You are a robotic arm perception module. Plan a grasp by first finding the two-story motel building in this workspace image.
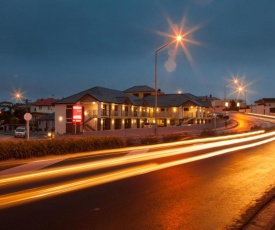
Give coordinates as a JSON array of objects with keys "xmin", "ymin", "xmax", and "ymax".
[{"xmin": 54, "ymin": 85, "xmax": 212, "ymax": 134}]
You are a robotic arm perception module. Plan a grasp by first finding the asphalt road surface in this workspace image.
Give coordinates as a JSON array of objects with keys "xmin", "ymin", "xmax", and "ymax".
[{"xmin": 1, "ymin": 133, "xmax": 275, "ymax": 230}]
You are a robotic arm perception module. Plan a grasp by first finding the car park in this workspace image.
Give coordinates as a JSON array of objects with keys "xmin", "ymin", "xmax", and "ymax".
[{"xmin": 14, "ymin": 127, "xmax": 26, "ymax": 138}]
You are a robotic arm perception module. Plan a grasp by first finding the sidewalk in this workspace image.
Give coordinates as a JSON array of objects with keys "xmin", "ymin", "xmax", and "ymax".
[{"xmin": 243, "ymin": 196, "xmax": 275, "ymax": 230}]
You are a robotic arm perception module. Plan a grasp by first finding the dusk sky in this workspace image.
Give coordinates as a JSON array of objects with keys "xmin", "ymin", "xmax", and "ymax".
[{"xmin": 1, "ymin": 0, "xmax": 275, "ymax": 104}]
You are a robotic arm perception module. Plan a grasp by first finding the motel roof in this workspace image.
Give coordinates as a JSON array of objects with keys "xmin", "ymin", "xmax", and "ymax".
[{"xmin": 54, "ymin": 86, "xmax": 211, "ymax": 108}]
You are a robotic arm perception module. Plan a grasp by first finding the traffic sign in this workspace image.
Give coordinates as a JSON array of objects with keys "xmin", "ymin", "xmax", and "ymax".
[{"xmin": 24, "ymin": 113, "xmax": 32, "ymax": 121}]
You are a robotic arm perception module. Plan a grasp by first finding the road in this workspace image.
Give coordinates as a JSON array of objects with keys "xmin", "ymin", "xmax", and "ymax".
[
  {"xmin": 227, "ymin": 112, "xmax": 275, "ymax": 133},
  {"xmin": 0, "ymin": 130, "xmax": 275, "ymax": 230}
]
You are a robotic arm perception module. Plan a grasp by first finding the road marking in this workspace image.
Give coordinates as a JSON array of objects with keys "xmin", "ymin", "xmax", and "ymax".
[{"xmin": 0, "ymin": 158, "xmax": 65, "ymax": 177}]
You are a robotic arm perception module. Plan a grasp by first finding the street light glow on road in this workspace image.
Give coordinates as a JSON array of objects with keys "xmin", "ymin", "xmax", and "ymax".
[
  {"xmin": 0, "ymin": 130, "xmax": 267, "ymax": 185},
  {"xmin": 1, "ymin": 131, "xmax": 275, "ymax": 210}
]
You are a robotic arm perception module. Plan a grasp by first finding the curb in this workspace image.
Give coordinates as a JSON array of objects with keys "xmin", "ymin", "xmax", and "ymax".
[{"xmin": 243, "ymin": 197, "xmax": 275, "ymax": 230}]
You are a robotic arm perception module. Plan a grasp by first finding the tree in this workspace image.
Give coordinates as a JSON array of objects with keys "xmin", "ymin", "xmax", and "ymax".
[{"xmin": 230, "ymin": 100, "xmax": 237, "ymax": 109}]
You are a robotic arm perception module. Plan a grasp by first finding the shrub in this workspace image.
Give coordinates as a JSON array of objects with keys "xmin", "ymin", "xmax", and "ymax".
[
  {"xmin": 0, "ymin": 136, "xmax": 126, "ymax": 160},
  {"xmin": 163, "ymin": 133, "xmax": 184, "ymax": 143},
  {"xmin": 140, "ymin": 135, "xmax": 160, "ymax": 145},
  {"xmin": 200, "ymin": 129, "xmax": 217, "ymax": 137},
  {"xmin": 125, "ymin": 136, "xmax": 139, "ymax": 146},
  {"xmin": 251, "ymin": 125, "xmax": 262, "ymax": 131},
  {"xmin": 265, "ymin": 126, "xmax": 275, "ymax": 132}
]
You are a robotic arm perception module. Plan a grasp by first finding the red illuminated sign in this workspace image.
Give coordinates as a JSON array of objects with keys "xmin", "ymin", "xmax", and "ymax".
[{"xmin": 72, "ymin": 105, "xmax": 83, "ymax": 123}]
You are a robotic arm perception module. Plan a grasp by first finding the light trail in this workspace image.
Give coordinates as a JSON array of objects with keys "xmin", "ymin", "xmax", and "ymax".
[
  {"xmin": 0, "ymin": 164, "xmax": 157, "ymax": 209},
  {"xmin": 1, "ymin": 135, "xmax": 274, "ymax": 210},
  {"xmin": 0, "ymin": 131, "xmax": 273, "ymax": 186}
]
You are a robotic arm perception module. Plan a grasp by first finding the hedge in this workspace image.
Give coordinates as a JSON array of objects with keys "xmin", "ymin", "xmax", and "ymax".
[
  {"xmin": 0, "ymin": 136, "xmax": 126, "ymax": 160},
  {"xmin": 0, "ymin": 133, "xmax": 192, "ymax": 161}
]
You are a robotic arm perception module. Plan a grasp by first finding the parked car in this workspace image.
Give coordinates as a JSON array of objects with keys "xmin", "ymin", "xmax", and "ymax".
[
  {"xmin": 143, "ymin": 122, "xmax": 155, "ymax": 128},
  {"xmin": 14, "ymin": 127, "xmax": 26, "ymax": 138}
]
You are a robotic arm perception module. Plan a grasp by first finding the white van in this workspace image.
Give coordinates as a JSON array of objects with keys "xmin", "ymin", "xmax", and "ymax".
[{"xmin": 14, "ymin": 127, "xmax": 26, "ymax": 138}]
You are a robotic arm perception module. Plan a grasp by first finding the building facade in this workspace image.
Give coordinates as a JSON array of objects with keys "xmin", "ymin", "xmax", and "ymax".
[
  {"xmin": 30, "ymin": 98, "xmax": 57, "ymax": 131},
  {"xmin": 54, "ymin": 86, "xmax": 212, "ymax": 135},
  {"xmin": 251, "ymin": 98, "xmax": 275, "ymax": 116}
]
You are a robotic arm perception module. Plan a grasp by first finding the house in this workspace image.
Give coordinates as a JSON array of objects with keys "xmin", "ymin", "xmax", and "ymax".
[
  {"xmin": 30, "ymin": 98, "xmax": 57, "ymax": 131},
  {"xmin": 53, "ymin": 86, "xmax": 212, "ymax": 135},
  {"xmin": 251, "ymin": 98, "xmax": 275, "ymax": 116},
  {"xmin": 30, "ymin": 98, "xmax": 57, "ymax": 117},
  {"xmin": 37, "ymin": 112, "xmax": 55, "ymax": 132},
  {"xmin": 210, "ymin": 97, "xmax": 247, "ymax": 112}
]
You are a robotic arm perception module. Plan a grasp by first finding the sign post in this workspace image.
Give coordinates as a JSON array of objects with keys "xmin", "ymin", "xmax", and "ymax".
[{"xmin": 24, "ymin": 113, "xmax": 32, "ymax": 140}]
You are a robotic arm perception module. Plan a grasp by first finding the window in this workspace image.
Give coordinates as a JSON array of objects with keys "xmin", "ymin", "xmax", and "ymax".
[
  {"xmin": 66, "ymin": 105, "xmax": 72, "ymax": 121},
  {"xmin": 133, "ymin": 107, "xmax": 138, "ymax": 117},
  {"xmin": 125, "ymin": 106, "xmax": 129, "ymax": 116},
  {"xmin": 102, "ymin": 104, "xmax": 107, "ymax": 116},
  {"xmin": 114, "ymin": 105, "xmax": 118, "ymax": 116}
]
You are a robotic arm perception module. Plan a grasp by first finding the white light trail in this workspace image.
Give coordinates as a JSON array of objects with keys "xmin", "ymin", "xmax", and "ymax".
[
  {"xmin": 1, "ymin": 134, "xmax": 274, "ymax": 210},
  {"xmin": 0, "ymin": 131, "xmax": 273, "ymax": 186}
]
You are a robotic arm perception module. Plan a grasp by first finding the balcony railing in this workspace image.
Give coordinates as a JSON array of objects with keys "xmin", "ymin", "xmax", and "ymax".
[
  {"xmin": 110, "ymin": 111, "xmax": 119, "ymax": 116},
  {"xmin": 85, "ymin": 110, "xmax": 98, "ymax": 117},
  {"xmin": 83, "ymin": 108, "xmax": 207, "ymax": 120},
  {"xmin": 101, "ymin": 110, "xmax": 109, "ymax": 117},
  {"xmin": 122, "ymin": 111, "xmax": 132, "ymax": 117}
]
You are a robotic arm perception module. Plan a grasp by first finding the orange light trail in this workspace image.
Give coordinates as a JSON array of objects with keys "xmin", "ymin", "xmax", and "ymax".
[
  {"xmin": 0, "ymin": 131, "xmax": 272, "ymax": 187},
  {"xmin": 1, "ymin": 133, "xmax": 274, "ymax": 210}
]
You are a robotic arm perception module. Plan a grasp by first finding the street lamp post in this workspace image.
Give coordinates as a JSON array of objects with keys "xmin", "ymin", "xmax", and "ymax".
[
  {"xmin": 15, "ymin": 93, "xmax": 32, "ymax": 140},
  {"xmin": 224, "ymin": 79, "xmax": 238, "ymax": 113},
  {"xmin": 154, "ymin": 36, "xmax": 182, "ymax": 135}
]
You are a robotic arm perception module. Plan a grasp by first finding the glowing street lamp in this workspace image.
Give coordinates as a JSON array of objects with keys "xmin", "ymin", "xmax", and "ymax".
[
  {"xmin": 14, "ymin": 91, "xmax": 32, "ymax": 139},
  {"xmin": 15, "ymin": 93, "xmax": 21, "ymax": 99},
  {"xmin": 224, "ymin": 79, "xmax": 238, "ymax": 112},
  {"xmin": 154, "ymin": 35, "xmax": 182, "ymax": 134},
  {"xmin": 15, "ymin": 92, "xmax": 31, "ymax": 113},
  {"xmin": 153, "ymin": 17, "xmax": 202, "ymax": 134}
]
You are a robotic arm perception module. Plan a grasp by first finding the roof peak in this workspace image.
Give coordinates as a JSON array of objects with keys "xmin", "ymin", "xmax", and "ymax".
[{"xmin": 124, "ymin": 85, "xmax": 155, "ymax": 93}]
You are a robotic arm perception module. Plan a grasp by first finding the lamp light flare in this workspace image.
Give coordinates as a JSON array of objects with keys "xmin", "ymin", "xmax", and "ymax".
[{"xmin": 12, "ymin": 90, "xmax": 24, "ymax": 102}]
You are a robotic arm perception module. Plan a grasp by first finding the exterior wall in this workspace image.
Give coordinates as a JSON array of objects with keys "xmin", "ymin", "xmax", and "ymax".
[
  {"xmin": 55, "ymin": 104, "xmax": 67, "ymax": 134},
  {"xmin": 251, "ymin": 101, "xmax": 275, "ymax": 116},
  {"xmin": 38, "ymin": 120, "xmax": 55, "ymax": 131},
  {"xmin": 31, "ymin": 105, "xmax": 55, "ymax": 114},
  {"xmin": 54, "ymin": 102, "xmax": 212, "ymax": 134},
  {"xmin": 212, "ymin": 99, "xmax": 246, "ymax": 111}
]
